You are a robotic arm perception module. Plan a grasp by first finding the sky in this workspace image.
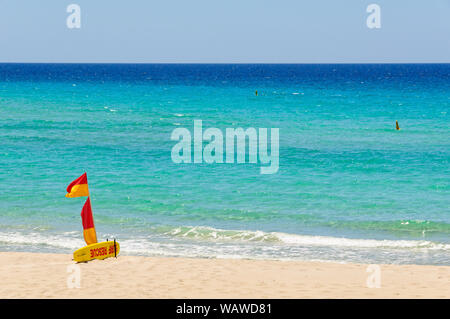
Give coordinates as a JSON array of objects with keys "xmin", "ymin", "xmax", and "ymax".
[{"xmin": 0, "ymin": 0, "xmax": 449, "ymax": 63}]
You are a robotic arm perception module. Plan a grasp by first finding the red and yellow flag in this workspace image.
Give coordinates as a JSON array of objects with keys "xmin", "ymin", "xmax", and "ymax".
[
  {"xmin": 66, "ymin": 173, "xmax": 89, "ymax": 198},
  {"xmin": 81, "ymin": 197, "xmax": 97, "ymax": 245}
]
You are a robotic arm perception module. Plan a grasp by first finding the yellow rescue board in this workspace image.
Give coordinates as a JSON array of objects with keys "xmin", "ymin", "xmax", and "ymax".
[{"xmin": 73, "ymin": 240, "xmax": 120, "ymax": 262}]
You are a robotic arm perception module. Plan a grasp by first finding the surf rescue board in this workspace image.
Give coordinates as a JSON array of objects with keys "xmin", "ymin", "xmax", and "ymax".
[{"xmin": 73, "ymin": 240, "xmax": 120, "ymax": 262}]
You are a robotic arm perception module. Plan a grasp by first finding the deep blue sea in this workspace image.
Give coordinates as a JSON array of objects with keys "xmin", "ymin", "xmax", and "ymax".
[{"xmin": 0, "ymin": 64, "xmax": 449, "ymax": 265}]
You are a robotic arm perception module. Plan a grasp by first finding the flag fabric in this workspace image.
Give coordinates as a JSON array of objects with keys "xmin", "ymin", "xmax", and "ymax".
[
  {"xmin": 66, "ymin": 172, "xmax": 89, "ymax": 198},
  {"xmin": 80, "ymin": 197, "xmax": 97, "ymax": 245}
]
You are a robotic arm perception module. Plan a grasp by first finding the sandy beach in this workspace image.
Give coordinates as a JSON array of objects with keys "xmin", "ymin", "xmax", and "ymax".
[{"xmin": 0, "ymin": 252, "xmax": 448, "ymax": 299}]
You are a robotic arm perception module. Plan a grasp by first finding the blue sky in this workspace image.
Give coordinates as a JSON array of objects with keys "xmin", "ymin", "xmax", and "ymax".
[{"xmin": 0, "ymin": 0, "xmax": 449, "ymax": 63}]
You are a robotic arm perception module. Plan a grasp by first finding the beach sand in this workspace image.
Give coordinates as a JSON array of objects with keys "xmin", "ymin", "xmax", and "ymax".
[{"xmin": 0, "ymin": 252, "xmax": 448, "ymax": 298}]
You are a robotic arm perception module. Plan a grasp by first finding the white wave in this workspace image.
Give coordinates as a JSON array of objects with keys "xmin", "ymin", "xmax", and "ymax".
[
  {"xmin": 163, "ymin": 226, "xmax": 278, "ymax": 242},
  {"xmin": 162, "ymin": 225, "xmax": 449, "ymax": 250},
  {"xmin": 0, "ymin": 232, "xmax": 84, "ymax": 250},
  {"xmin": 0, "ymin": 226, "xmax": 448, "ymax": 258},
  {"xmin": 274, "ymin": 232, "xmax": 449, "ymax": 250}
]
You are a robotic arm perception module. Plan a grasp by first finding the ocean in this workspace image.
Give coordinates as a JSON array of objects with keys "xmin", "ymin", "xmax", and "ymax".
[{"xmin": 0, "ymin": 63, "xmax": 449, "ymax": 265}]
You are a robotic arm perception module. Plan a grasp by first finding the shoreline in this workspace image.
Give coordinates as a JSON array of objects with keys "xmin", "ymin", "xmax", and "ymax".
[{"xmin": 1, "ymin": 251, "xmax": 449, "ymax": 298}]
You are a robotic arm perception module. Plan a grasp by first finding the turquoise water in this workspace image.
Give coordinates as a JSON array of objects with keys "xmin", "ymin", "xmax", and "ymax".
[{"xmin": 0, "ymin": 64, "xmax": 449, "ymax": 265}]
